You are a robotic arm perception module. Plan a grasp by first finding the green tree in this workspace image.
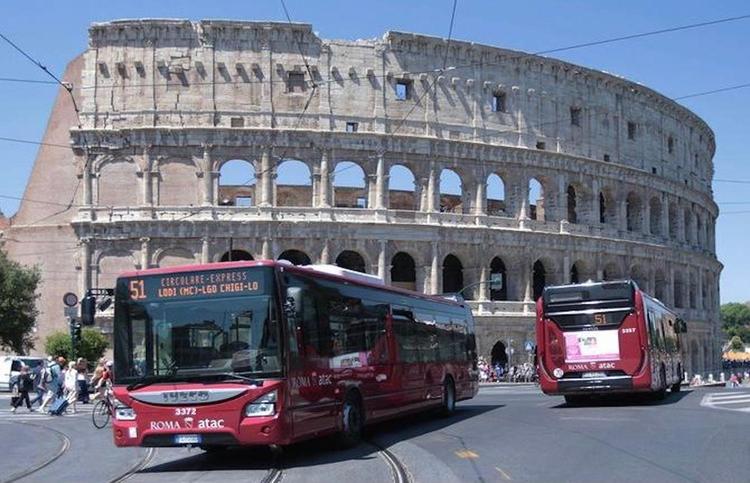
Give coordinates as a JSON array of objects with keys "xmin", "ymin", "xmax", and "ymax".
[
  {"xmin": 44, "ymin": 328, "xmax": 109, "ymax": 362},
  {"xmin": 0, "ymin": 250, "xmax": 41, "ymax": 354},
  {"xmin": 730, "ymin": 335, "xmax": 745, "ymax": 352},
  {"xmin": 721, "ymin": 303, "xmax": 750, "ymax": 340}
]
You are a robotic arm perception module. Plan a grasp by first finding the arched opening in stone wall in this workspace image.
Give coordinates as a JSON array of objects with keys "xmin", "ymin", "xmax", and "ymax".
[
  {"xmin": 439, "ymin": 169, "xmax": 463, "ymax": 213},
  {"xmin": 570, "ymin": 263, "xmax": 580, "ymax": 284},
  {"xmin": 532, "ymin": 260, "xmax": 546, "ymax": 300},
  {"xmin": 158, "ymin": 158, "xmax": 198, "ymax": 206},
  {"xmin": 655, "ymin": 270, "xmax": 667, "ymax": 301},
  {"xmin": 388, "ymin": 164, "xmax": 416, "ymax": 210},
  {"xmin": 333, "ymin": 161, "xmax": 367, "ymax": 208},
  {"xmin": 674, "ymin": 270, "xmax": 685, "ymax": 308},
  {"xmin": 156, "ymin": 248, "xmax": 194, "ymax": 268},
  {"xmin": 489, "ymin": 257, "xmax": 507, "ymax": 301},
  {"xmin": 603, "ymin": 262, "xmax": 620, "ymax": 281},
  {"xmin": 626, "ymin": 192, "xmax": 642, "ymax": 232},
  {"xmin": 689, "ymin": 271, "xmax": 697, "ymax": 309},
  {"xmin": 276, "ymin": 160, "xmax": 312, "ymax": 207},
  {"xmin": 218, "ymin": 159, "xmax": 256, "ymax": 207},
  {"xmin": 599, "ymin": 189, "xmax": 616, "ymax": 225},
  {"xmin": 570, "ymin": 259, "xmax": 593, "ymax": 284},
  {"xmin": 442, "ymin": 254, "xmax": 464, "ymax": 294},
  {"xmin": 486, "ymin": 173, "xmax": 506, "ymax": 216},
  {"xmin": 278, "ymin": 249, "xmax": 311, "ymax": 266},
  {"xmin": 97, "ymin": 158, "xmax": 138, "ymax": 206},
  {"xmin": 630, "ymin": 265, "xmax": 647, "ymax": 292},
  {"xmin": 335, "ymin": 250, "xmax": 366, "ymax": 273},
  {"xmin": 649, "ymin": 196, "xmax": 661, "ymax": 236},
  {"xmin": 668, "ymin": 203, "xmax": 678, "ymax": 240},
  {"xmin": 566, "ymin": 185, "xmax": 577, "ymax": 223},
  {"xmin": 529, "ymin": 178, "xmax": 544, "ymax": 221},
  {"xmin": 490, "ymin": 340, "xmax": 508, "ymax": 369},
  {"xmin": 220, "ymin": 250, "xmax": 254, "ymax": 262},
  {"xmin": 391, "ymin": 252, "xmax": 416, "ymax": 291}
]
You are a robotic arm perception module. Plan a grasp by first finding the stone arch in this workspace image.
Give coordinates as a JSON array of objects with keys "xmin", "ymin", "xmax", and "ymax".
[
  {"xmin": 96, "ymin": 157, "xmax": 139, "ymax": 206},
  {"xmin": 388, "ymin": 164, "xmax": 417, "ymax": 210},
  {"xmin": 566, "ymin": 184, "xmax": 578, "ymax": 223},
  {"xmin": 490, "ymin": 340, "xmax": 508, "ymax": 368},
  {"xmin": 654, "ymin": 269, "xmax": 667, "ymax": 302},
  {"xmin": 629, "ymin": 264, "xmax": 648, "ymax": 292},
  {"xmin": 442, "ymin": 254, "xmax": 464, "ymax": 294},
  {"xmin": 528, "ymin": 177, "xmax": 546, "ymax": 221},
  {"xmin": 276, "ymin": 159, "xmax": 312, "ymax": 207},
  {"xmin": 626, "ymin": 191, "xmax": 642, "ymax": 232},
  {"xmin": 218, "ymin": 159, "xmax": 257, "ymax": 207},
  {"xmin": 278, "ymin": 249, "xmax": 312, "ymax": 266},
  {"xmin": 96, "ymin": 250, "xmax": 137, "ymax": 288},
  {"xmin": 649, "ymin": 196, "xmax": 662, "ymax": 236},
  {"xmin": 599, "ymin": 187, "xmax": 616, "ymax": 225},
  {"xmin": 220, "ymin": 250, "xmax": 254, "ymax": 262},
  {"xmin": 335, "ymin": 250, "xmax": 367, "ymax": 273},
  {"xmin": 333, "ymin": 160, "xmax": 367, "ymax": 208},
  {"xmin": 532, "ymin": 259, "xmax": 547, "ymax": 300},
  {"xmin": 489, "ymin": 256, "xmax": 507, "ymax": 301},
  {"xmin": 154, "ymin": 247, "xmax": 195, "ymax": 268},
  {"xmin": 157, "ymin": 157, "xmax": 199, "ymax": 206},
  {"xmin": 391, "ymin": 252, "xmax": 416, "ymax": 291},
  {"xmin": 486, "ymin": 173, "xmax": 506, "ymax": 216},
  {"xmin": 570, "ymin": 259, "xmax": 594, "ymax": 284},
  {"xmin": 602, "ymin": 261, "xmax": 621, "ymax": 281},
  {"xmin": 439, "ymin": 168, "xmax": 463, "ymax": 213}
]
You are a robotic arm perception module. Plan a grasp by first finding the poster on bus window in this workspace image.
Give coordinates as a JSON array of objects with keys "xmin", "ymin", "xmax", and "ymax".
[{"xmin": 564, "ymin": 330, "xmax": 620, "ymax": 363}]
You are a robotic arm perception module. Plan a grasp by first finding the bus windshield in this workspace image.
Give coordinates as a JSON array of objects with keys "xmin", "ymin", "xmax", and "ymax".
[{"xmin": 113, "ymin": 267, "xmax": 281, "ymax": 384}]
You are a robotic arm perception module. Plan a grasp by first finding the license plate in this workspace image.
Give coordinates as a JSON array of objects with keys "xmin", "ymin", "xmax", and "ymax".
[
  {"xmin": 582, "ymin": 372, "xmax": 607, "ymax": 379},
  {"xmin": 174, "ymin": 434, "xmax": 202, "ymax": 445}
]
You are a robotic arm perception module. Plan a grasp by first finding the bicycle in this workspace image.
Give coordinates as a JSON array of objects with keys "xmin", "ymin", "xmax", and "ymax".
[{"xmin": 92, "ymin": 386, "xmax": 115, "ymax": 429}]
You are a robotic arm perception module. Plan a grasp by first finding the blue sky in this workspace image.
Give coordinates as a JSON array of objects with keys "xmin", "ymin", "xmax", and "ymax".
[{"xmin": 0, "ymin": 1, "xmax": 748, "ymax": 302}]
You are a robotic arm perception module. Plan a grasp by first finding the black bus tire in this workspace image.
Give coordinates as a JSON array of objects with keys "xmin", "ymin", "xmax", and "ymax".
[
  {"xmin": 338, "ymin": 392, "xmax": 364, "ymax": 448},
  {"xmin": 654, "ymin": 365, "xmax": 667, "ymax": 400},
  {"xmin": 440, "ymin": 378, "xmax": 456, "ymax": 417},
  {"xmin": 671, "ymin": 365, "xmax": 682, "ymax": 393}
]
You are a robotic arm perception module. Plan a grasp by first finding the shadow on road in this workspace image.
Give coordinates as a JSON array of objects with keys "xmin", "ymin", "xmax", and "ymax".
[
  {"xmin": 553, "ymin": 389, "xmax": 693, "ymax": 409},
  {"xmin": 138, "ymin": 403, "xmax": 503, "ymax": 473}
]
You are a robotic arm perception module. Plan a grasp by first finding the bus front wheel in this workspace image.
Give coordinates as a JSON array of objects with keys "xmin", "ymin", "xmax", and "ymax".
[{"xmin": 338, "ymin": 392, "xmax": 364, "ymax": 448}]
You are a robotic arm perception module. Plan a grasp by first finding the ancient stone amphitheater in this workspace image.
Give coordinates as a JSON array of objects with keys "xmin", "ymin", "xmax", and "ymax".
[{"xmin": 2, "ymin": 20, "xmax": 722, "ymax": 375}]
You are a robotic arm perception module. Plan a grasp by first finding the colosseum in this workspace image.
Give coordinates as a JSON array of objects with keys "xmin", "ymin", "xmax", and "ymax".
[{"xmin": 1, "ymin": 19, "xmax": 722, "ymax": 376}]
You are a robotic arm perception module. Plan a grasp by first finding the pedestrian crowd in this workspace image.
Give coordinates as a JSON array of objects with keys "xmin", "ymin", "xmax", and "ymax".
[
  {"xmin": 727, "ymin": 371, "xmax": 750, "ymax": 388},
  {"xmin": 478, "ymin": 357, "xmax": 537, "ymax": 383},
  {"xmin": 10, "ymin": 356, "xmax": 113, "ymax": 415}
]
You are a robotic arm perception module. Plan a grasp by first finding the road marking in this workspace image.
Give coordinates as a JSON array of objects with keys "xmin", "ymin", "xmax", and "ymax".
[
  {"xmin": 495, "ymin": 466, "xmax": 513, "ymax": 480},
  {"xmin": 701, "ymin": 392, "xmax": 750, "ymax": 413},
  {"xmin": 559, "ymin": 416, "xmax": 637, "ymax": 422},
  {"xmin": 455, "ymin": 449, "xmax": 479, "ymax": 459}
]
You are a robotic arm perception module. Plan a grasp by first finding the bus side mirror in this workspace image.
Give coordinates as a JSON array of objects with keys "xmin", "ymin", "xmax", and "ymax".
[{"xmin": 675, "ymin": 318, "xmax": 687, "ymax": 333}]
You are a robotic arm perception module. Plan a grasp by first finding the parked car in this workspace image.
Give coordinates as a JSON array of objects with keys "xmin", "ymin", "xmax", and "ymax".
[{"xmin": 0, "ymin": 356, "xmax": 45, "ymax": 392}]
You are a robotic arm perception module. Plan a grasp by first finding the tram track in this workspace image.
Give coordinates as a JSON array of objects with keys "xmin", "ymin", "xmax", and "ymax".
[
  {"xmin": 2, "ymin": 421, "xmax": 71, "ymax": 483},
  {"xmin": 260, "ymin": 445, "xmax": 284, "ymax": 483},
  {"xmin": 366, "ymin": 440, "xmax": 412, "ymax": 483},
  {"xmin": 108, "ymin": 447, "xmax": 157, "ymax": 483}
]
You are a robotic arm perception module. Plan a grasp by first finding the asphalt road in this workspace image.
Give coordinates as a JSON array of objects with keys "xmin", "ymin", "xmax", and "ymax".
[{"xmin": 0, "ymin": 385, "xmax": 748, "ymax": 483}]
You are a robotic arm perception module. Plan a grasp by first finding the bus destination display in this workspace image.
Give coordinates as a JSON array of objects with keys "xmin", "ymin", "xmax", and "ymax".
[{"xmin": 128, "ymin": 270, "xmax": 262, "ymax": 301}]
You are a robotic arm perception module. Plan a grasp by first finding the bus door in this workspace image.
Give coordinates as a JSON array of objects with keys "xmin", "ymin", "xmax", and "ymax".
[{"xmin": 392, "ymin": 307, "xmax": 425, "ymax": 409}]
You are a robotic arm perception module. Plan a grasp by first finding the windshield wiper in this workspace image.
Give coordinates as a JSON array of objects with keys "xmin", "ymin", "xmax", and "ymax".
[
  {"xmin": 204, "ymin": 372, "xmax": 263, "ymax": 386},
  {"xmin": 126, "ymin": 374, "xmax": 179, "ymax": 391}
]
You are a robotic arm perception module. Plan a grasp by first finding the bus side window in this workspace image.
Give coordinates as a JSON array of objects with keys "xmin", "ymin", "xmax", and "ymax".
[
  {"xmin": 392, "ymin": 308, "xmax": 418, "ymax": 363},
  {"xmin": 363, "ymin": 301, "xmax": 389, "ymax": 364}
]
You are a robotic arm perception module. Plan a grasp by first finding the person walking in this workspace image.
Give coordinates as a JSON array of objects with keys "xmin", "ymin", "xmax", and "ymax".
[
  {"xmin": 29, "ymin": 362, "xmax": 47, "ymax": 407},
  {"xmin": 76, "ymin": 358, "xmax": 89, "ymax": 404},
  {"xmin": 11, "ymin": 366, "xmax": 35, "ymax": 413},
  {"xmin": 64, "ymin": 361, "xmax": 78, "ymax": 414},
  {"xmin": 39, "ymin": 356, "xmax": 62, "ymax": 412}
]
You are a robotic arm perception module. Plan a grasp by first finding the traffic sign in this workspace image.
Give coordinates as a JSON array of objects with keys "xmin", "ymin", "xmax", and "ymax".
[{"xmin": 63, "ymin": 292, "xmax": 78, "ymax": 307}]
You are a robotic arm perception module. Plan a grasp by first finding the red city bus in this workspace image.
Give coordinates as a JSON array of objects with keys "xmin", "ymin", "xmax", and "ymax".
[
  {"xmin": 110, "ymin": 260, "xmax": 478, "ymax": 450},
  {"xmin": 536, "ymin": 280, "xmax": 685, "ymax": 404}
]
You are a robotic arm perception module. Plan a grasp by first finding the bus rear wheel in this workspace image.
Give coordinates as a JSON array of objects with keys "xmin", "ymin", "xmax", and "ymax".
[
  {"xmin": 440, "ymin": 378, "xmax": 456, "ymax": 417},
  {"xmin": 671, "ymin": 365, "xmax": 682, "ymax": 393},
  {"xmin": 338, "ymin": 392, "xmax": 363, "ymax": 448}
]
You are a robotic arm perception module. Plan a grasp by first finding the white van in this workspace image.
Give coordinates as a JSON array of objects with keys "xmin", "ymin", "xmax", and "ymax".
[{"xmin": 0, "ymin": 356, "xmax": 45, "ymax": 391}]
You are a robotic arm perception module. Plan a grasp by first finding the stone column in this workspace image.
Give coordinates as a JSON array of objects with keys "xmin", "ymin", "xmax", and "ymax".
[
  {"xmin": 478, "ymin": 265, "xmax": 489, "ymax": 301},
  {"xmin": 140, "ymin": 237, "xmax": 150, "ymax": 270},
  {"xmin": 319, "ymin": 240, "xmax": 330, "ymax": 264},
  {"xmin": 518, "ymin": 174, "xmax": 530, "ymax": 220},
  {"xmin": 591, "ymin": 178, "xmax": 600, "ymax": 224},
  {"xmin": 697, "ymin": 271, "xmax": 704, "ymax": 311},
  {"xmin": 80, "ymin": 239, "xmax": 91, "ymax": 295},
  {"xmin": 318, "ymin": 149, "xmax": 331, "ymax": 208},
  {"xmin": 563, "ymin": 255, "xmax": 571, "ymax": 284},
  {"xmin": 642, "ymin": 198, "xmax": 651, "ymax": 236},
  {"xmin": 427, "ymin": 163, "xmax": 438, "ymax": 212},
  {"xmin": 474, "ymin": 178, "xmax": 486, "ymax": 216},
  {"xmin": 260, "ymin": 147, "xmax": 273, "ymax": 207},
  {"xmin": 418, "ymin": 177, "xmax": 430, "ymax": 212},
  {"xmin": 142, "ymin": 147, "xmax": 153, "ymax": 206},
  {"xmin": 667, "ymin": 267, "xmax": 675, "ymax": 307},
  {"xmin": 416, "ymin": 265, "xmax": 428, "ymax": 294},
  {"xmin": 82, "ymin": 154, "xmax": 93, "ymax": 206},
  {"xmin": 202, "ymin": 144, "xmax": 213, "ymax": 206},
  {"xmin": 523, "ymin": 260, "xmax": 533, "ymax": 302},
  {"xmin": 558, "ymin": 174, "xmax": 567, "ymax": 221},
  {"xmin": 201, "ymin": 236, "xmax": 210, "ymax": 263},
  {"xmin": 377, "ymin": 240, "xmax": 387, "ymax": 281},
  {"xmin": 262, "ymin": 238, "xmax": 272, "ymax": 260},
  {"xmin": 375, "ymin": 154, "xmax": 386, "ymax": 209},
  {"xmin": 619, "ymin": 198, "xmax": 628, "ymax": 231},
  {"xmin": 676, "ymin": 206, "xmax": 686, "ymax": 243},
  {"xmin": 430, "ymin": 241, "xmax": 440, "ymax": 294},
  {"xmin": 661, "ymin": 196, "xmax": 670, "ymax": 238}
]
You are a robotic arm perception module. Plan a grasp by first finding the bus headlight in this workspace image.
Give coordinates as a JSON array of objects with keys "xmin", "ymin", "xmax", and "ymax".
[
  {"xmin": 244, "ymin": 390, "xmax": 277, "ymax": 417},
  {"xmin": 113, "ymin": 399, "xmax": 136, "ymax": 421}
]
